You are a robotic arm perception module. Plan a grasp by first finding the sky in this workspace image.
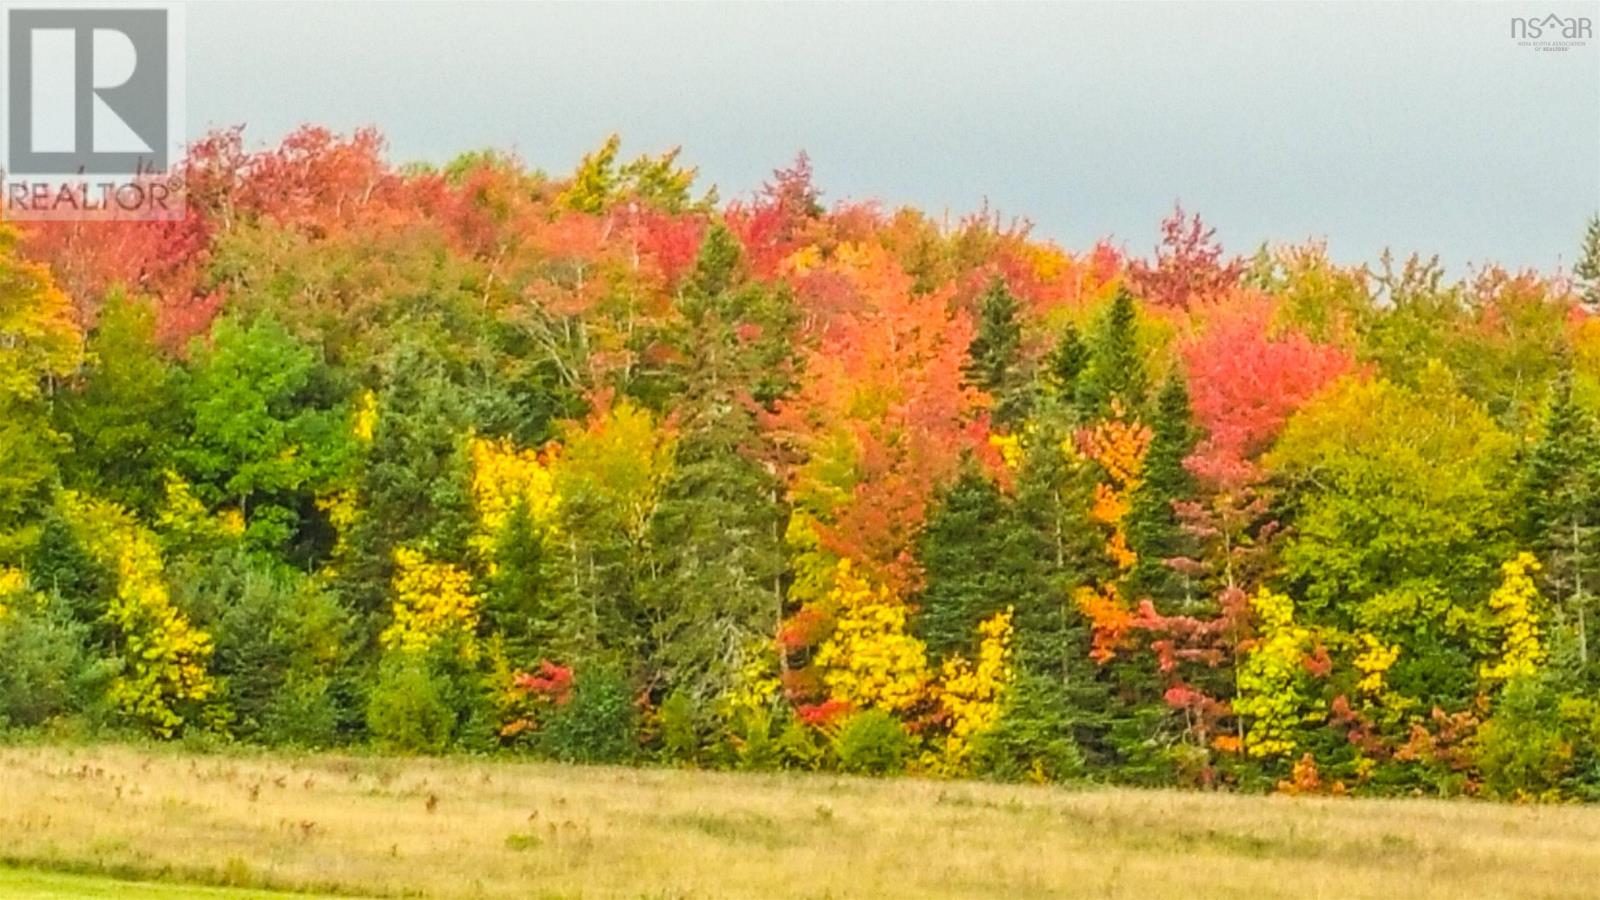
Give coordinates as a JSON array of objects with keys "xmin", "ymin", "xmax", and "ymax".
[{"xmin": 186, "ymin": 1, "xmax": 1600, "ymax": 275}]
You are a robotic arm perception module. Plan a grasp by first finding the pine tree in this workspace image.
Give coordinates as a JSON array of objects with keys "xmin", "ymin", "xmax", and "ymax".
[
  {"xmin": 1126, "ymin": 375, "xmax": 1199, "ymax": 610},
  {"xmin": 1577, "ymin": 214, "xmax": 1600, "ymax": 310},
  {"xmin": 963, "ymin": 277, "xmax": 1031, "ymax": 426},
  {"xmin": 1522, "ymin": 365, "xmax": 1600, "ymax": 669},
  {"xmin": 1075, "ymin": 287, "xmax": 1147, "ymax": 418}
]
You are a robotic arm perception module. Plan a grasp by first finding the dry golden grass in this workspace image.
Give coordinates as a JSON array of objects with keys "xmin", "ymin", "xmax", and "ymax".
[{"xmin": 2, "ymin": 743, "xmax": 1598, "ymax": 899}]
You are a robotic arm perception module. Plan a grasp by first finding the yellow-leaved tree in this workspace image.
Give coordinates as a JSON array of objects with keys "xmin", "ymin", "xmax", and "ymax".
[
  {"xmin": 383, "ymin": 546, "xmax": 482, "ymax": 658},
  {"xmin": 1234, "ymin": 588, "xmax": 1319, "ymax": 759},
  {"xmin": 931, "ymin": 606, "xmax": 1015, "ymax": 773},
  {"xmin": 59, "ymin": 492, "xmax": 214, "ymax": 736},
  {"xmin": 467, "ymin": 433, "xmax": 560, "ymax": 566},
  {"xmin": 0, "ymin": 566, "xmax": 26, "ymax": 618},
  {"xmin": 812, "ymin": 558, "xmax": 929, "ymax": 714},
  {"xmin": 0, "ymin": 225, "xmax": 82, "ymax": 552},
  {"xmin": 1482, "ymin": 552, "xmax": 1546, "ymax": 683}
]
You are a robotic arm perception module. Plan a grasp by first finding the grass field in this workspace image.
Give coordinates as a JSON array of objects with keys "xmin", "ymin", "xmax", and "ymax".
[
  {"xmin": 2, "ymin": 745, "xmax": 1598, "ymax": 899},
  {"xmin": 0, "ymin": 867, "xmax": 323, "ymax": 899}
]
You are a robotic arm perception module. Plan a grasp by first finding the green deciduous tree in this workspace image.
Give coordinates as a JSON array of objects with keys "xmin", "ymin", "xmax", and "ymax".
[
  {"xmin": 180, "ymin": 316, "xmax": 353, "ymax": 556},
  {"xmin": 55, "ymin": 292, "xmax": 182, "ymax": 517},
  {"xmin": 1269, "ymin": 366, "xmax": 1514, "ymax": 706}
]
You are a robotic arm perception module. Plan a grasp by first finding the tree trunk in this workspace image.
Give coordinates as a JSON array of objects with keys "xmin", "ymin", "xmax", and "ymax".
[{"xmin": 1577, "ymin": 516, "xmax": 1589, "ymax": 669}]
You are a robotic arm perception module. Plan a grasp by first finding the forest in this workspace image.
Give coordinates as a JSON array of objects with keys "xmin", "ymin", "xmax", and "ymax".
[{"xmin": 4, "ymin": 128, "xmax": 1600, "ymax": 802}]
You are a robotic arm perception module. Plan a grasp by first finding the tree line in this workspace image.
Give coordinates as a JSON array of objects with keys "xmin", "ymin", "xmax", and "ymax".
[{"xmin": 4, "ymin": 128, "xmax": 1600, "ymax": 799}]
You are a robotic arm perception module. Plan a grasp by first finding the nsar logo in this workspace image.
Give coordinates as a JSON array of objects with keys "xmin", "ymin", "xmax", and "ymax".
[{"xmin": 1510, "ymin": 13, "xmax": 1593, "ymax": 51}]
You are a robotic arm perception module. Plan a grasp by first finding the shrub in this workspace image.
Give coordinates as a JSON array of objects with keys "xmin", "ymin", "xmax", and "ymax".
[
  {"xmin": 176, "ymin": 551, "xmax": 354, "ymax": 744},
  {"xmin": 261, "ymin": 673, "xmax": 340, "ymax": 748},
  {"xmin": 497, "ymin": 658, "xmax": 575, "ymax": 750},
  {"xmin": 366, "ymin": 657, "xmax": 454, "ymax": 754},
  {"xmin": 0, "ymin": 601, "xmax": 115, "ymax": 730},
  {"xmin": 534, "ymin": 667, "xmax": 636, "ymax": 764},
  {"xmin": 657, "ymin": 690, "xmax": 701, "ymax": 764},
  {"xmin": 831, "ymin": 709, "xmax": 913, "ymax": 776},
  {"xmin": 1475, "ymin": 674, "xmax": 1600, "ymax": 801},
  {"xmin": 777, "ymin": 716, "xmax": 824, "ymax": 771},
  {"xmin": 721, "ymin": 706, "xmax": 783, "ymax": 772}
]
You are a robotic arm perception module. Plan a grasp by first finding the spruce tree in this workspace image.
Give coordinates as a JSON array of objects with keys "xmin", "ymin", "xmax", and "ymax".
[
  {"xmin": 644, "ymin": 426, "xmax": 786, "ymax": 702},
  {"xmin": 1010, "ymin": 422, "xmax": 1124, "ymax": 766},
  {"xmin": 964, "ymin": 277, "xmax": 1031, "ymax": 426},
  {"xmin": 484, "ymin": 504, "xmax": 559, "ymax": 661},
  {"xmin": 338, "ymin": 342, "xmax": 476, "ymax": 629},
  {"xmin": 25, "ymin": 511, "xmax": 114, "ymax": 641},
  {"xmin": 1522, "ymin": 366, "xmax": 1600, "ymax": 669},
  {"xmin": 1576, "ymin": 214, "xmax": 1600, "ymax": 310},
  {"xmin": 1075, "ymin": 287, "xmax": 1147, "ymax": 418},
  {"xmin": 687, "ymin": 221, "xmax": 743, "ymax": 299},
  {"xmin": 1044, "ymin": 322, "xmax": 1090, "ymax": 404},
  {"xmin": 1126, "ymin": 375, "xmax": 1199, "ymax": 610},
  {"xmin": 640, "ymin": 224, "xmax": 793, "ymax": 703},
  {"xmin": 916, "ymin": 468, "xmax": 1049, "ymax": 657}
]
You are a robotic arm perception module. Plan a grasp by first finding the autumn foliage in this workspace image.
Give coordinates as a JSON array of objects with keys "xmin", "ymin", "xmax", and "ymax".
[{"xmin": 3, "ymin": 127, "xmax": 1600, "ymax": 800}]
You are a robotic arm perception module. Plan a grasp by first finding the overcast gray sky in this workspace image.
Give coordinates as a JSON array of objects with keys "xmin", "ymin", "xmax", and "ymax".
[{"xmin": 187, "ymin": 1, "xmax": 1600, "ymax": 274}]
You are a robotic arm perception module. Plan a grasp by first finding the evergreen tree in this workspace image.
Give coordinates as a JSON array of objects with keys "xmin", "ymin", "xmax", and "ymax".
[
  {"xmin": 1009, "ymin": 420, "xmax": 1125, "ymax": 766},
  {"xmin": 686, "ymin": 221, "xmax": 744, "ymax": 300},
  {"xmin": 25, "ymin": 511, "xmax": 114, "ymax": 642},
  {"xmin": 963, "ymin": 277, "xmax": 1031, "ymax": 426},
  {"xmin": 1044, "ymin": 322, "xmax": 1090, "ymax": 405},
  {"xmin": 1075, "ymin": 287, "xmax": 1147, "ymax": 418},
  {"xmin": 483, "ymin": 503, "xmax": 559, "ymax": 661},
  {"xmin": 1522, "ymin": 366, "xmax": 1600, "ymax": 670},
  {"xmin": 640, "ymin": 224, "xmax": 794, "ymax": 702},
  {"xmin": 644, "ymin": 426, "xmax": 786, "ymax": 702},
  {"xmin": 338, "ymin": 342, "xmax": 476, "ymax": 630},
  {"xmin": 174, "ymin": 551, "xmax": 350, "ymax": 744},
  {"xmin": 1126, "ymin": 375, "xmax": 1199, "ymax": 609},
  {"xmin": 1577, "ymin": 214, "xmax": 1600, "ymax": 310},
  {"xmin": 916, "ymin": 468, "xmax": 1050, "ymax": 657}
]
